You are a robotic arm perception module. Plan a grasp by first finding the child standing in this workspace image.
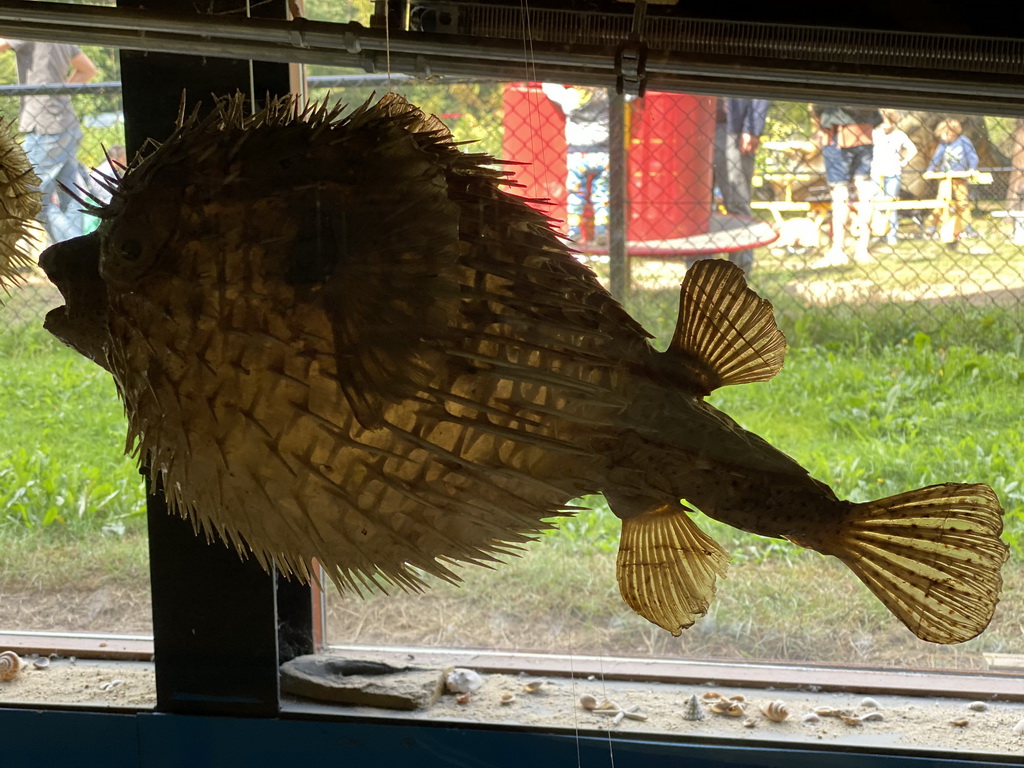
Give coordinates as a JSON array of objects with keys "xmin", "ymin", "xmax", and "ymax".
[
  {"xmin": 870, "ymin": 109, "xmax": 917, "ymax": 246},
  {"xmin": 927, "ymin": 118, "xmax": 978, "ymax": 246}
]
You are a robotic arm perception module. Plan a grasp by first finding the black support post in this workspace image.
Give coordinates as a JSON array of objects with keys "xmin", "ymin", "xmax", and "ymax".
[
  {"xmin": 117, "ymin": 0, "xmax": 312, "ymax": 716},
  {"xmin": 608, "ymin": 87, "xmax": 629, "ymax": 302}
]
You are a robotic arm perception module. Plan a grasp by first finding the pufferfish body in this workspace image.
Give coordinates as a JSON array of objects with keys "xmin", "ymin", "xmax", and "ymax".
[
  {"xmin": 41, "ymin": 95, "xmax": 1007, "ymax": 644},
  {"xmin": 0, "ymin": 119, "xmax": 41, "ymax": 295}
]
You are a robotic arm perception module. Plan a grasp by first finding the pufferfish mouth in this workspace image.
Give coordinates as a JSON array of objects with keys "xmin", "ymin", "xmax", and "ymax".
[
  {"xmin": 39, "ymin": 232, "xmax": 102, "ymax": 307},
  {"xmin": 38, "ymin": 233, "xmax": 113, "ymax": 371}
]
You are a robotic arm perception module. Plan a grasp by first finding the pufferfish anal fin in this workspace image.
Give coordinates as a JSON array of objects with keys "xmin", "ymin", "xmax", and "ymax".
[
  {"xmin": 804, "ymin": 483, "xmax": 1008, "ymax": 644},
  {"xmin": 664, "ymin": 259, "xmax": 786, "ymax": 397},
  {"xmin": 612, "ymin": 498, "xmax": 729, "ymax": 635}
]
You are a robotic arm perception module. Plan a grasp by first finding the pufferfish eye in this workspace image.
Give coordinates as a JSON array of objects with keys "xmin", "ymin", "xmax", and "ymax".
[
  {"xmin": 119, "ymin": 239, "xmax": 144, "ymax": 262},
  {"xmin": 98, "ymin": 207, "xmax": 175, "ymax": 286}
]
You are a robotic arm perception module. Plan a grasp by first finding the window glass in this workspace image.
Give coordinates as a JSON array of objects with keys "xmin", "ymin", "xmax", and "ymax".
[{"xmin": 0, "ymin": 38, "xmax": 152, "ymax": 707}]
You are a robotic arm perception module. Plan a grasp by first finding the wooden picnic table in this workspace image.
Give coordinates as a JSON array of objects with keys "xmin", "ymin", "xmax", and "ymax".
[{"xmin": 751, "ymin": 169, "xmax": 994, "ymax": 244}]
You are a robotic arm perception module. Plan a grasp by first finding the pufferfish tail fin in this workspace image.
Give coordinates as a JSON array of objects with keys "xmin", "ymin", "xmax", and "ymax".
[
  {"xmin": 664, "ymin": 259, "xmax": 787, "ymax": 397},
  {"xmin": 613, "ymin": 499, "xmax": 729, "ymax": 635},
  {"xmin": 810, "ymin": 483, "xmax": 1008, "ymax": 644}
]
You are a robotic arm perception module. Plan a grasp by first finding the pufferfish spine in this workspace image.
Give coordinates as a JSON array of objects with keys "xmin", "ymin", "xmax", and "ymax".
[
  {"xmin": 0, "ymin": 119, "xmax": 41, "ymax": 295},
  {"xmin": 69, "ymin": 93, "xmax": 645, "ymax": 594}
]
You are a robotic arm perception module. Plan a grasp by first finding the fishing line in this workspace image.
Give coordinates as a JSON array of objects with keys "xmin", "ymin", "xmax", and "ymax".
[
  {"xmin": 515, "ymin": 9, "xmax": 589, "ymax": 767},
  {"xmin": 519, "ymin": 0, "xmax": 540, "ymax": 173},
  {"xmin": 245, "ymin": 0, "xmax": 257, "ymax": 114},
  {"xmin": 599, "ymin": 653, "xmax": 615, "ymax": 768},
  {"xmin": 384, "ymin": 0, "xmax": 392, "ymax": 90}
]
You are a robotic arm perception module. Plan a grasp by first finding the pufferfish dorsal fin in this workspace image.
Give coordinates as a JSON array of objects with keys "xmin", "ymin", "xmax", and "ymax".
[{"xmin": 664, "ymin": 259, "xmax": 786, "ymax": 397}]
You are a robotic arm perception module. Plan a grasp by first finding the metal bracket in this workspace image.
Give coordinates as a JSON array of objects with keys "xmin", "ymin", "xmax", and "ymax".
[
  {"xmin": 616, "ymin": 39, "xmax": 648, "ymax": 96},
  {"xmin": 616, "ymin": 0, "xmax": 649, "ymax": 96}
]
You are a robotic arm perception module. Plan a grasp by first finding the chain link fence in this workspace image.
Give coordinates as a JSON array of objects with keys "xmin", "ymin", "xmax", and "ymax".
[{"xmin": 4, "ymin": 75, "xmax": 1024, "ymax": 355}]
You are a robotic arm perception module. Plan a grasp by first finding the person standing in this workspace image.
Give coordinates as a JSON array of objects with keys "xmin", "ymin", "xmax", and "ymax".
[
  {"xmin": 927, "ymin": 118, "xmax": 979, "ymax": 248},
  {"xmin": 0, "ymin": 39, "xmax": 96, "ymax": 244},
  {"xmin": 809, "ymin": 103, "xmax": 878, "ymax": 267},
  {"xmin": 541, "ymin": 84, "xmax": 610, "ymax": 246},
  {"xmin": 870, "ymin": 109, "xmax": 917, "ymax": 247},
  {"xmin": 713, "ymin": 97, "xmax": 771, "ymax": 275}
]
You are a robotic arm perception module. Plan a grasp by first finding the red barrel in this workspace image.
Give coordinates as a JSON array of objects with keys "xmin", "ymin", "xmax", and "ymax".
[
  {"xmin": 502, "ymin": 83, "xmax": 568, "ymax": 232},
  {"xmin": 627, "ymin": 93, "xmax": 716, "ymax": 241}
]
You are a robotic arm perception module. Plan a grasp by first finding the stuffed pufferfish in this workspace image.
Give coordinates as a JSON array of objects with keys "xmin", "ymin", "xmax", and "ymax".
[
  {"xmin": 0, "ymin": 119, "xmax": 41, "ymax": 295},
  {"xmin": 40, "ymin": 93, "xmax": 1008, "ymax": 644}
]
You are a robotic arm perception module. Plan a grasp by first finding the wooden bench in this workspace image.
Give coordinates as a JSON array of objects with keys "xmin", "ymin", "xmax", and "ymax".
[{"xmin": 991, "ymin": 210, "xmax": 1024, "ymax": 244}]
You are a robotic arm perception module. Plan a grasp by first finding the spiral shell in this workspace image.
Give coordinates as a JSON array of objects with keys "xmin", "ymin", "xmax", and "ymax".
[
  {"xmin": 760, "ymin": 700, "xmax": 790, "ymax": 722},
  {"xmin": 0, "ymin": 651, "xmax": 21, "ymax": 681},
  {"xmin": 681, "ymin": 694, "xmax": 704, "ymax": 721}
]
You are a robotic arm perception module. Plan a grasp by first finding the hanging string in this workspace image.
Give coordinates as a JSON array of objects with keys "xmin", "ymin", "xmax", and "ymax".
[
  {"xmin": 384, "ymin": 0, "xmax": 392, "ymax": 91},
  {"xmin": 245, "ymin": 0, "xmax": 258, "ymax": 114}
]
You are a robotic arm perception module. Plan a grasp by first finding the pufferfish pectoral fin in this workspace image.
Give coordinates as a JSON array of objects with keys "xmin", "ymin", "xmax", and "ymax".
[
  {"xmin": 664, "ymin": 259, "xmax": 786, "ymax": 397},
  {"xmin": 612, "ymin": 498, "xmax": 729, "ymax": 635}
]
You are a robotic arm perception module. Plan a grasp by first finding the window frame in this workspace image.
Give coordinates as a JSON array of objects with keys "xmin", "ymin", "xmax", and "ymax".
[{"xmin": 0, "ymin": 3, "xmax": 1021, "ymax": 765}]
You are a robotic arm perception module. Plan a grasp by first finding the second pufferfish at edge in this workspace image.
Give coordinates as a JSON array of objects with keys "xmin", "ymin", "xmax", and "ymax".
[{"xmin": 40, "ymin": 93, "xmax": 1008, "ymax": 645}]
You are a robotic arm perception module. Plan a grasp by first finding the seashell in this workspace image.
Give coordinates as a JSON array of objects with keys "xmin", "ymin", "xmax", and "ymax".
[
  {"xmin": 701, "ymin": 691, "xmax": 722, "ymax": 700},
  {"xmin": 499, "ymin": 692, "xmax": 516, "ymax": 705},
  {"xmin": 445, "ymin": 668, "xmax": 483, "ymax": 694},
  {"xmin": 728, "ymin": 694, "xmax": 746, "ymax": 703},
  {"xmin": 860, "ymin": 712, "xmax": 884, "ymax": 722},
  {"xmin": 1012, "ymin": 718, "xmax": 1024, "ymax": 735},
  {"xmin": 580, "ymin": 694, "xmax": 599, "ymax": 711},
  {"xmin": 801, "ymin": 713, "xmax": 821, "ymax": 724},
  {"xmin": 681, "ymin": 694, "xmax": 704, "ymax": 721},
  {"xmin": 839, "ymin": 714, "xmax": 863, "ymax": 726},
  {"xmin": 98, "ymin": 679, "xmax": 125, "ymax": 692},
  {"xmin": 742, "ymin": 718, "xmax": 756, "ymax": 728},
  {"xmin": 814, "ymin": 707, "xmax": 851, "ymax": 718},
  {"xmin": 455, "ymin": 692, "xmax": 472, "ymax": 705},
  {"xmin": 760, "ymin": 700, "xmax": 790, "ymax": 723},
  {"xmin": 949, "ymin": 718, "xmax": 970, "ymax": 727},
  {"xmin": 966, "ymin": 701, "xmax": 988, "ymax": 712},
  {"xmin": 710, "ymin": 700, "xmax": 745, "ymax": 717},
  {"xmin": 522, "ymin": 679, "xmax": 545, "ymax": 694},
  {"xmin": 31, "ymin": 656, "xmax": 50, "ymax": 670},
  {"xmin": 859, "ymin": 697, "xmax": 880, "ymax": 709},
  {"xmin": 0, "ymin": 651, "xmax": 21, "ymax": 682}
]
